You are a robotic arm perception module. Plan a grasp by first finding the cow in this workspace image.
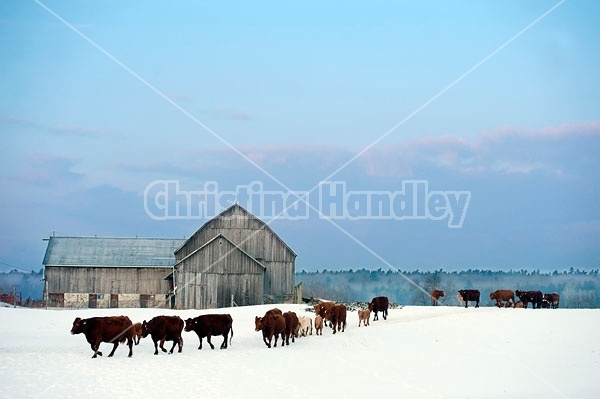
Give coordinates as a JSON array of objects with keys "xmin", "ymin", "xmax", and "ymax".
[
  {"xmin": 544, "ymin": 293, "xmax": 560, "ymax": 309},
  {"xmin": 184, "ymin": 314, "xmax": 233, "ymax": 350},
  {"xmin": 329, "ymin": 304, "xmax": 347, "ymax": 334},
  {"xmin": 296, "ymin": 316, "xmax": 312, "ymax": 337},
  {"xmin": 141, "ymin": 316, "xmax": 184, "ymax": 355},
  {"xmin": 489, "ymin": 290, "xmax": 515, "ymax": 307},
  {"xmin": 314, "ymin": 315, "xmax": 324, "ymax": 336},
  {"xmin": 515, "ymin": 290, "xmax": 543, "ymax": 309},
  {"xmin": 514, "ymin": 301, "xmax": 524, "ymax": 308},
  {"xmin": 430, "ymin": 290, "xmax": 445, "ymax": 306},
  {"xmin": 265, "ymin": 308, "xmax": 283, "ymax": 316},
  {"xmin": 358, "ymin": 309, "xmax": 370, "ymax": 327},
  {"xmin": 368, "ymin": 296, "xmax": 389, "ymax": 320},
  {"xmin": 132, "ymin": 322, "xmax": 143, "ymax": 345},
  {"xmin": 314, "ymin": 301, "xmax": 335, "ymax": 326},
  {"xmin": 255, "ymin": 314, "xmax": 286, "ymax": 348},
  {"xmin": 458, "ymin": 290, "xmax": 480, "ymax": 308},
  {"xmin": 282, "ymin": 311, "xmax": 299, "ymax": 345},
  {"xmin": 70, "ymin": 316, "xmax": 134, "ymax": 358}
]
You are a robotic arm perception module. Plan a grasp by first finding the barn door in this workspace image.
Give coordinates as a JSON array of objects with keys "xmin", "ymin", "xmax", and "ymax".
[
  {"xmin": 110, "ymin": 294, "xmax": 118, "ymax": 308},
  {"xmin": 49, "ymin": 293, "xmax": 64, "ymax": 307},
  {"xmin": 140, "ymin": 294, "xmax": 150, "ymax": 308},
  {"xmin": 88, "ymin": 294, "xmax": 97, "ymax": 308}
]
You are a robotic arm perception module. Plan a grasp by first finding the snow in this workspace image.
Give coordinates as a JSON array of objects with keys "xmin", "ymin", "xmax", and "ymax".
[{"xmin": 0, "ymin": 304, "xmax": 598, "ymax": 398}]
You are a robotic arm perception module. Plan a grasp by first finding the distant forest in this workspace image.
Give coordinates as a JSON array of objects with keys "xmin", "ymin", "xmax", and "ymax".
[
  {"xmin": 296, "ymin": 268, "xmax": 600, "ymax": 309},
  {"xmin": 2, "ymin": 268, "xmax": 599, "ymax": 308}
]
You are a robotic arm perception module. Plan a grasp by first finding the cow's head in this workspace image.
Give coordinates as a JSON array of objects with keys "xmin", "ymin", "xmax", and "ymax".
[
  {"xmin": 458, "ymin": 290, "xmax": 466, "ymax": 297},
  {"xmin": 489, "ymin": 292, "xmax": 496, "ymax": 300},
  {"xmin": 184, "ymin": 318, "xmax": 196, "ymax": 332},
  {"xmin": 515, "ymin": 290, "xmax": 523, "ymax": 297},
  {"xmin": 254, "ymin": 316, "xmax": 263, "ymax": 331},
  {"xmin": 367, "ymin": 302, "xmax": 373, "ymax": 311},
  {"xmin": 438, "ymin": 291, "xmax": 445, "ymax": 297},
  {"xmin": 141, "ymin": 320, "xmax": 151, "ymax": 338},
  {"xmin": 70, "ymin": 317, "xmax": 86, "ymax": 334}
]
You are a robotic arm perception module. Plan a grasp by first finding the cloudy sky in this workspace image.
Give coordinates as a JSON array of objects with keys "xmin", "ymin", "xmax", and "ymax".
[{"xmin": 1, "ymin": 0, "xmax": 599, "ymax": 272}]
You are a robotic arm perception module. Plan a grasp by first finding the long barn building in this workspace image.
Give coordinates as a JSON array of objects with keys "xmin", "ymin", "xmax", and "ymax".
[{"xmin": 42, "ymin": 204, "xmax": 299, "ymax": 309}]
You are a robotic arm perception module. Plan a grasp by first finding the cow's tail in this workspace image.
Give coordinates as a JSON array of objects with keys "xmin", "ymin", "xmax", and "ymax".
[{"xmin": 229, "ymin": 326, "xmax": 234, "ymax": 346}]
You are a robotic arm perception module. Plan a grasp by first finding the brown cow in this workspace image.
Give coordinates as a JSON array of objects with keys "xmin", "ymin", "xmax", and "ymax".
[
  {"xmin": 430, "ymin": 290, "xmax": 445, "ymax": 306},
  {"xmin": 184, "ymin": 314, "xmax": 233, "ymax": 350},
  {"xmin": 70, "ymin": 316, "xmax": 134, "ymax": 358},
  {"xmin": 141, "ymin": 316, "xmax": 184, "ymax": 355},
  {"xmin": 490, "ymin": 290, "xmax": 515, "ymax": 307},
  {"xmin": 368, "ymin": 296, "xmax": 389, "ymax": 320},
  {"xmin": 283, "ymin": 311, "xmax": 299, "ymax": 345},
  {"xmin": 132, "ymin": 322, "xmax": 143, "ymax": 345},
  {"xmin": 358, "ymin": 309, "xmax": 370, "ymax": 327},
  {"xmin": 329, "ymin": 304, "xmax": 347, "ymax": 334},
  {"xmin": 314, "ymin": 315, "xmax": 324, "ymax": 336},
  {"xmin": 514, "ymin": 301, "xmax": 524, "ymax": 308},
  {"xmin": 314, "ymin": 301, "xmax": 335, "ymax": 326},
  {"xmin": 255, "ymin": 314, "xmax": 286, "ymax": 348},
  {"xmin": 544, "ymin": 293, "xmax": 560, "ymax": 309}
]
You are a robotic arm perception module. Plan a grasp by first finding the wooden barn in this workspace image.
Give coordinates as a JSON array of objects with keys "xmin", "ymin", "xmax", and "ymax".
[
  {"xmin": 173, "ymin": 204, "xmax": 299, "ymax": 309},
  {"xmin": 42, "ymin": 236, "xmax": 185, "ymax": 308}
]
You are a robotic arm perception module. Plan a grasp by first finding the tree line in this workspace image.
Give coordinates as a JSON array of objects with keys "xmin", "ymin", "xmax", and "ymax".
[{"xmin": 296, "ymin": 268, "xmax": 600, "ymax": 308}]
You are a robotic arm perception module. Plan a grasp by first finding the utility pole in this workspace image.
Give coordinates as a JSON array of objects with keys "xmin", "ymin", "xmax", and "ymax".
[{"xmin": 13, "ymin": 285, "xmax": 16, "ymax": 308}]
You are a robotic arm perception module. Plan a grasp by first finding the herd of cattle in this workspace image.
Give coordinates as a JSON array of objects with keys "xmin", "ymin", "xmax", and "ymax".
[
  {"xmin": 70, "ymin": 290, "xmax": 559, "ymax": 358},
  {"xmin": 430, "ymin": 289, "xmax": 561, "ymax": 309},
  {"xmin": 69, "ymin": 296, "xmax": 390, "ymax": 358}
]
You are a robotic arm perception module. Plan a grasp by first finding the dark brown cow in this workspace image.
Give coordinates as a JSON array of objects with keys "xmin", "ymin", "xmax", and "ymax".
[
  {"xmin": 265, "ymin": 308, "xmax": 283, "ymax": 316},
  {"xmin": 255, "ymin": 314, "xmax": 286, "ymax": 348},
  {"xmin": 70, "ymin": 316, "xmax": 134, "ymax": 358},
  {"xmin": 329, "ymin": 304, "xmax": 347, "ymax": 334},
  {"xmin": 543, "ymin": 293, "xmax": 560, "ymax": 309},
  {"xmin": 141, "ymin": 316, "xmax": 184, "ymax": 355},
  {"xmin": 458, "ymin": 290, "xmax": 480, "ymax": 308},
  {"xmin": 314, "ymin": 301, "xmax": 335, "ymax": 326},
  {"xmin": 430, "ymin": 290, "xmax": 445, "ymax": 306},
  {"xmin": 368, "ymin": 296, "xmax": 389, "ymax": 320},
  {"xmin": 489, "ymin": 290, "xmax": 515, "ymax": 307},
  {"xmin": 515, "ymin": 290, "xmax": 543, "ymax": 309},
  {"xmin": 283, "ymin": 311, "xmax": 299, "ymax": 345},
  {"xmin": 132, "ymin": 322, "xmax": 142, "ymax": 345},
  {"xmin": 184, "ymin": 314, "xmax": 233, "ymax": 350}
]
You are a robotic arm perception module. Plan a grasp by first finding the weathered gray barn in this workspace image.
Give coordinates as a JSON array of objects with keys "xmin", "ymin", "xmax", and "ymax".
[
  {"xmin": 42, "ymin": 237, "xmax": 185, "ymax": 308},
  {"xmin": 41, "ymin": 205, "xmax": 299, "ymax": 309},
  {"xmin": 173, "ymin": 204, "xmax": 299, "ymax": 309}
]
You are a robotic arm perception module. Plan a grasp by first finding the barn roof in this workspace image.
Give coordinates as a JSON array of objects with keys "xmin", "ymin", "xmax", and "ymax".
[
  {"xmin": 175, "ymin": 203, "xmax": 296, "ymax": 257},
  {"xmin": 42, "ymin": 236, "xmax": 186, "ymax": 268}
]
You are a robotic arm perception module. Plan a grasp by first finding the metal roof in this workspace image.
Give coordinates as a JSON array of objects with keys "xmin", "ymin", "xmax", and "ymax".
[{"xmin": 42, "ymin": 236, "xmax": 186, "ymax": 268}]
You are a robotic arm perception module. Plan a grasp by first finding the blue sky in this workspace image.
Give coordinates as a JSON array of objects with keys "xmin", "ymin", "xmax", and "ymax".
[{"xmin": 1, "ymin": 0, "xmax": 599, "ymax": 272}]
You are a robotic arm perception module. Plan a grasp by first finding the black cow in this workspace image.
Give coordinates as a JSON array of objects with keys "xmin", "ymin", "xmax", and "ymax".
[
  {"xmin": 458, "ymin": 290, "xmax": 480, "ymax": 308},
  {"xmin": 184, "ymin": 314, "xmax": 233, "ymax": 350},
  {"xmin": 70, "ymin": 316, "xmax": 134, "ymax": 358},
  {"xmin": 141, "ymin": 315, "xmax": 184, "ymax": 355},
  {"xmin": 515, "ymin": 290, "xmax": 543, "ymax": 309},
  {"xmin": 368, "ymin": 296, "xmax": 389, "ymax": 320}
]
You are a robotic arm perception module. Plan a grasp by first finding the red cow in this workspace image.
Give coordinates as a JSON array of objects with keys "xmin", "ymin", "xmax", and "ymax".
[
  {"xmin": 255, "ymin": 314, "xmax": 286, "ymax": 348},
  {"xmin": 283, "ymin": 311, "xmax": 299, "ymax": 345},
  {"xmin": 329, "ymin": 304, "xmax": 347, "ymax": 334},
  {"xmin": 430, "ymin": 290, "xmax": 445, "ymax": 306},
  {"xmin": 141, "ymin": 316, "xmax": 184, "ymax": 355},
  {"xmin": 70, "ymin": 316, "xmax": 134, "ymax": 358},
  {"xmin": 184, "ymin": 314, "xmax": 233, "ymax": 350}
]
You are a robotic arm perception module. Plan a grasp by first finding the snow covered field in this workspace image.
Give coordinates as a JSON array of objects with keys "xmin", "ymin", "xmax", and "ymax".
[{"xmin": 0, "ymin": 304, "xmax": 598, "ymax": 399}]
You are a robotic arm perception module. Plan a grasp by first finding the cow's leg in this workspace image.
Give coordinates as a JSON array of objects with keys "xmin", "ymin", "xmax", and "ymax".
[
  {"xmin": 90, "ymin": 342, "xmax": 102, "ymax": 358},
  {"xmin": 108, "ymin": 341, "xmax": 119, "ymax": 357},
  {"xmin": 475, "ymin": 300, "xmax": 479, "ymax": 308},
  {"xmin": 159, "ymin": 337, "xmax": 167, "ymax": 352},
  {"xmin": 153, "ymin": 340, "xmax": 159, "ymax": 355},
  {"xmin": 125, "ymin": 336, "xmax": 133, "ymax": 357},
  {"xmin": 178, "ymin": 337, "xmax": 183, "ymax": 353},
  {"xmin": 198, "ymin": 336, "xmax": 203, "ymax": 350},
  {"xmin": 221, "ymin": 334, "xmax": 227, "ymax": 349},
  {"xmin": 207, "ymin": 334, "xmax": 215, "ymax": 349},
  {"xmin": 169, "ymin": 340, "xmax": 177, "ymax": 354},
  {"xmin": 273, "ymin": 332, "xmax": 278, "ymax": 348}
]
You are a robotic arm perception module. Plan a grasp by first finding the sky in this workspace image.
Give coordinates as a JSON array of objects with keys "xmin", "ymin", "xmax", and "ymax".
[{"xmin": 1, "ymin": 0, "xmax": 599, "ymax": 272}]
